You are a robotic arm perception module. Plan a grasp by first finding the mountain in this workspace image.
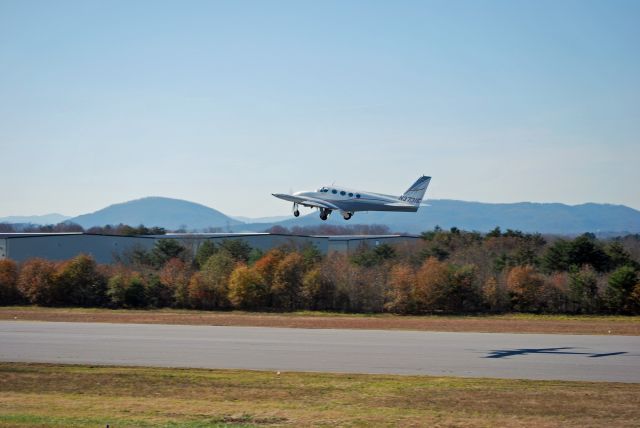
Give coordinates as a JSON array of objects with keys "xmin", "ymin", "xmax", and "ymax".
[
  {"xmin": 9, "ymin": 197, "xmax": 640, "ymax": 235},
  {"xmin": 231, "ymin": 215, "xmax": 291, "ymax": 224},
  {"xmin": 0, "ymin": 213, "xmax": 70, "ymax": 225},
  {"xmin": 232, "ymin": 200, "xmax": 640, "ymax": 235},
  {"xmin": 69, "ymin": 197, "xmax": 242, "ymax": 230}
]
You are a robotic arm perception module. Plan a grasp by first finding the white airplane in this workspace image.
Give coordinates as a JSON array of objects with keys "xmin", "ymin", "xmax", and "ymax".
[{"xmin": 272, "ymin": 175, "xmax": 431, "ymax": 221}]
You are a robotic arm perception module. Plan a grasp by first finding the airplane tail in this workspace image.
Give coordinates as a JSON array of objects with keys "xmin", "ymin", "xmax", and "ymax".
[{"xmin": 399, "ymin": 176, "xmax": 431, "ymax": 206}]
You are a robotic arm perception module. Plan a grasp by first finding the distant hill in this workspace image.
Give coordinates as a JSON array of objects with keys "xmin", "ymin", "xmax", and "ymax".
[
  {"xmin": 233, "ymin": 200, "xmax": 640, "ymax": 235},
  {"xmin": 231, "ymin": 215, "xmax": 291, "ymax": 224},
  {"xmin": 69, "ymin": 197, "xmax": 242, "ymax": 230},
  {"xmin": 0, "ymin": 213, "xmax": 70, "ymax": 225},
  {"xmin": 7, "ymin": 198, "xmax": 640, "ymax": 235}
]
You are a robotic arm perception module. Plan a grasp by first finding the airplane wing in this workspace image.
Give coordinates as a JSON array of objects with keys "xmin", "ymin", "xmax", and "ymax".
[{"xmin": 272, "ymin": 193, "xmax": 340, "ymax": 210}]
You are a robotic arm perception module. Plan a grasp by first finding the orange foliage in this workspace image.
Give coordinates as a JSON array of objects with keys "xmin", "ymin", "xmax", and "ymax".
[
  {"xmin": 17, "ymin": 258, "xmax": 58, "ymax": 305},
  {"xmin": 506, "ymin": 265, "xmax": 544, "ymax": 311},
  {"xmin": 384, "ymin": 263, "xmax": 416, "ymax": 314},
  {"xmin": 159, "ymin": 258, "xmax": 192, "ymax": 307},
  {"xmin": 253, "ymin": 249, "xmax": 285, "ymax": 287},
  {"xmin": 272, "ymin": 252, "xmax": 306, "ymax": 310},
  {"xmin": 414, "ymin": 257, "xmax": 449, "ymax": 312}
]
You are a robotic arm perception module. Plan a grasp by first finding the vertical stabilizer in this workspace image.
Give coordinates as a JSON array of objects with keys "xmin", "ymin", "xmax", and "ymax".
[{"xmin": 399, "ymin": 176, "xmax": 431, "ymax": 206}]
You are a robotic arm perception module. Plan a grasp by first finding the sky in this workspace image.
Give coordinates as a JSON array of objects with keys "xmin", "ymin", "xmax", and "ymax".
[{"xmin": 1, "ymin": 0, "xmax": 639, "ymax": 218}]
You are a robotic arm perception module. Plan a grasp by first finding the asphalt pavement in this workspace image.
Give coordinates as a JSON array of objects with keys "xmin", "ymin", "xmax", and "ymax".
[{"xmin": 1, "ymin": 321, "xmax": 639, "ymax": 382}]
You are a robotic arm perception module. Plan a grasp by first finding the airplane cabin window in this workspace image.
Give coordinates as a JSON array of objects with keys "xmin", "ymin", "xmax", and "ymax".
[
  {"xmin": 356, "ymin": 194, "xmax": 361, "ymax": 198},
  {"xmin": 348, "ymin": 193, "xmax": 353, "ymax": 197},
  {"xmin": 340, "ymin": 191, "xmax": 346, "ymax": 196},
  {"xmin": 332, "ymin": 189, "xmax": 337, "ymax": 194}
]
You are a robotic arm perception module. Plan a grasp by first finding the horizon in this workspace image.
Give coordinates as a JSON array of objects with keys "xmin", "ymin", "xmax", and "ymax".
[
  {"xmin": 2, "ymin": 1, "xmax": 639, "ymax": 217},
  {"xmin": 2, "ymin": 194, "xmax": 638, "ymax": 222}
]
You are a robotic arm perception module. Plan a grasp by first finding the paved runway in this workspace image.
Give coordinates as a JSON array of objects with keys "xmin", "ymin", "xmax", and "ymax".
[{"xmin": 1, "ymin": 321, "xmax": 639, "ymax": 382}]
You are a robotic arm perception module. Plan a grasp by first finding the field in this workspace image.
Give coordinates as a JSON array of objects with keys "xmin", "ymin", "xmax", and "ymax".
[
  {"xmin": 1, "ymin": 363, "xmax": 639, "ymax": 427},
  {"xmin": 1, "ymin": 306, "xmax": 639, "ymax": 335}
]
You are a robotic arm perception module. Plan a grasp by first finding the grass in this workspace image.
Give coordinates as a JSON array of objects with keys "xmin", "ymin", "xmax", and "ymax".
[
  {"xmin": 1, "ymin": 306, "xmax": 639, "ymax": 335},
  {"xmin": 0, "ymin": 363, "xmax": 639, "ymax": 427}
]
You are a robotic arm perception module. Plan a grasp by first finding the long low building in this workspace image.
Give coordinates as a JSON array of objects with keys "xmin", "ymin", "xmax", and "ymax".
[{"xmin": 0, "ymin": 232, "xmax": 421, "ymax": 264}]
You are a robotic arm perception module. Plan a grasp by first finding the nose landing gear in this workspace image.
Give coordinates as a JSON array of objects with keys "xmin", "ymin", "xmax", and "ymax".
[{"xmin": 342, "ymin": 212, "xmax": 353, "ymax": 220}]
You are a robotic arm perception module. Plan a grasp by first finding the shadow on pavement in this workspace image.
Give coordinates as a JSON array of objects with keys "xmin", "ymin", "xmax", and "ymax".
[{"xmin": 484, "ymin": 347, "xmax": 628, "ymax": 359}]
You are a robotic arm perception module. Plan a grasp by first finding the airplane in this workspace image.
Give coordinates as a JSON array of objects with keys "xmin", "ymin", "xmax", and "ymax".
[{"xmin": 272, "ymin": 175, "xmax": 431, "ymax": 221}]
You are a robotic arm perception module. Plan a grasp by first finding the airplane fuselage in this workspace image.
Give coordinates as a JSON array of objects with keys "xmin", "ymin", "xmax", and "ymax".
[{"xmin": 292, "ymin": 188, "xmax": 417, "ymax": 213}]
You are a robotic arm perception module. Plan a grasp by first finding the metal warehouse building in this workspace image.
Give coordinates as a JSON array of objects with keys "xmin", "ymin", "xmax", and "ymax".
[{"xmin": 0, "ymin": 233, "xmax": 420, "ymax": 264}]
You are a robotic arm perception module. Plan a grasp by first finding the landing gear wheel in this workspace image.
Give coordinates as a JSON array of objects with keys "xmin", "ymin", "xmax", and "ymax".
[
  {"xmin": 293, "ymin": 210, "xmax": 300, "ymax": 217},
  {"xmin": 343, "ymin": 213, "xmax": 352, "ymax": 220},
  {"xmin": 319, "ymin": 208, "xmax": 330, "ymax": 221},
  {"xmin": 320, "ymin": 212, "xmax": 328, "ymax": 221}
]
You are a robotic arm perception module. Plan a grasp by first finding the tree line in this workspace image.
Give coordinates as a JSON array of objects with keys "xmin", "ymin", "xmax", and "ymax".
[
  {"xmin": 0, "ymin": 222, "xmax": 167, "ymax": 236},
  {"xmin": 1, "ymin": 227, "xmax": 639, "ymax": 314}
]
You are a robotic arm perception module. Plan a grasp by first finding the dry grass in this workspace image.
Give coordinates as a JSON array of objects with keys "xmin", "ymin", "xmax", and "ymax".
[
  {"xmin": 1, "ymin": 306, "xmax": 639, "ymax": 335},
  {"xmin": 0, "ymin": 363, "xmax": 639, "ymax": 427}
]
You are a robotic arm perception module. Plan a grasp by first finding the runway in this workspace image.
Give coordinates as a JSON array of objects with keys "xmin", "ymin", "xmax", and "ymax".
[{"xmin": 1, "ymin": 321, "xmax": 639, "ymax": 382}]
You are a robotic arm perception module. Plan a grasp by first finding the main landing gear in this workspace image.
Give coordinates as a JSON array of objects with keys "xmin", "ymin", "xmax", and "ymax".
[
  {"xmin": 342, "ymin": 212, "xmax": 353, "ymax": 220},
  {"xmin": 292, "ymin": 203, "xmax": 300, "ymax": 217},
  {"xmin": 319, "ymin": 208, "xmax": 331, "ymax": 221}
]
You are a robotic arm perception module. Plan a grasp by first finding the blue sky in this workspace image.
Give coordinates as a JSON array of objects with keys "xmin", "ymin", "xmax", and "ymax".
[{"xmin": 1, "ymin": 0, "xmax": 639, "ymax": 217}]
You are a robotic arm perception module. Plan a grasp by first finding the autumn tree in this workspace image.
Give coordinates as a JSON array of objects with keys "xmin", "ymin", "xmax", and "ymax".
[
  {"xmin": 159, "ymin": 258, "xmax": 192, "ymax": 307},
  {"xmin": 17, "ymin": 258, "xmax": 58, "ymax": 305},
  {"xmin": 506, "ymin": 265, "xmax": 545, "ymax": 312},
  {"xmin": 189, "ymin": 251, "xmax": 236, "ymax": 309},
  {"xmin": 301, "ymin": 267, "xmax": 334, "ymax": 310},
  {"xmin": 253, "ymin": 249, "xmax": 286, "ymax": 302},
  {"xmin": 0, "ymin": 259, "xmax": 22, "ymax": 305},
  {"xmin": 319, "ymin": 253, "xmax": 353, "ymax": 312},
  {"xmin": 54, "ymin": 254, "xmax": 107, "ymax": 307},
  {"xmin": 272, "ymin": 252, "xmax": 306, "ymax": 310},
  {"xmin": 481, "ymin": 276, "xmax": 510, "ymax": 313},
  {"xmin": 228, "ymin": 265, "xmax": 267, "ymax": 309},
  {"xmin": 413, "ymin": 257, "xmax": 450, "ymax": 312},
  {"xmin": 384, "ymin": 263, "xmax": 416, "ymax": 314},
  {"xmin": 629, "ymin": 283, "xmax": 640, "ymax": 314},
  {"xmin": 538, "ymin": 273, "xmax": 569, "ymax": 313}
]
